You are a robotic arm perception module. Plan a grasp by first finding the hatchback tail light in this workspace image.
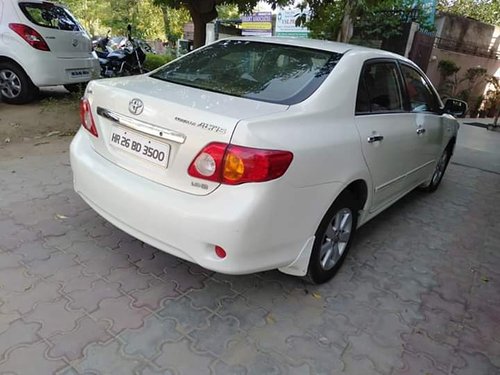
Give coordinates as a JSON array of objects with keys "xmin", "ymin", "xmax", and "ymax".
[
  {"xmin": 188, "ymin": 142, "xmax": 293, "ymax": 185},
  {"xmin": 80, "ymin": 98, "xmax": 98, "ymax": 137},
  {"xmin": 9, "ymin": 23, "xmax": 50, "ymax": 51}
]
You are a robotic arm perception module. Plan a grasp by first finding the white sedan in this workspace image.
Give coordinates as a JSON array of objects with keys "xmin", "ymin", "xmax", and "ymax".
[{"xmin": 70, "ymin": 37, "xmax": 464, "ymax": 284}]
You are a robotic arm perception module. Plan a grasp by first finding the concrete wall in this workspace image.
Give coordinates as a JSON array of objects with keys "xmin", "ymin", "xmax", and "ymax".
[
  {"xmin": 427, "ymin": 49, "xmax": 500, "ymax": 91},
  {"xmin": 424, "ymin": 13, "xmax": 500, "ymax": 115},
  {"xmin": 436, "ymin": 13, "xmax": 498, "ymax": 52}
]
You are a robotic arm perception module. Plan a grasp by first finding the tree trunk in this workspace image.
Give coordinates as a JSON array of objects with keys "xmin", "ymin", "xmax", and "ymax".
[
  {"xmin": 337, "ymin": 0, "xmax": 354, "ymax": 43},
  {"xmin": 189, "ymin": 7, "xmax": 207, "ymax": 49},
  {"xmin": 187, "ymin": 0, "xmax": 218, "ymax": 49},
  {"xmin": 160, "ymin": 6, "xmax": 170, "ymax": 40}
]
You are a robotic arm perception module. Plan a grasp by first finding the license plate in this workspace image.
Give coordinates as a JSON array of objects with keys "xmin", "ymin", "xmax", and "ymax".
[
  {"xmin": 68, "ymin": 69, "xmax": 91, "ymax": 80},
  {"xmin": 109, "ymin": 127, "xmax": 170, "ymax": 168}
]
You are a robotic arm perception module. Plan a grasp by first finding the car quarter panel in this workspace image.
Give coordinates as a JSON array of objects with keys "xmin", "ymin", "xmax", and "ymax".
[{"xmin": 230, "ymin": 51, "xmax": 373, "ymax": 217}]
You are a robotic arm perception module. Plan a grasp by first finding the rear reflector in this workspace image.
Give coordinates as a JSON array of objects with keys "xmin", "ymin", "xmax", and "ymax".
[
  {"xmin": 9, "ymin": 23, "xmax": 50, "ymax": 51},
  {"xmin": 79, "ymin": 98, "xmax": 98, "ymax": 137},
  {"xmin": 188, "ymin": 142, "xmax": 293, "ymax": 185},
  {"xmin": 215, "ymin": 246, "xmax": 226, "ymax": 259}
]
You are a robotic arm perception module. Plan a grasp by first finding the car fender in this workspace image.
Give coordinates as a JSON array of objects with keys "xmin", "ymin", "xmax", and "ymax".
[
  {"xmin": 0, "ymin": 36, "xmax": 34, "ymax": 82},
  {"xmin": 279, "ymin": 171, "xmax": 373, "ymax": 277}
]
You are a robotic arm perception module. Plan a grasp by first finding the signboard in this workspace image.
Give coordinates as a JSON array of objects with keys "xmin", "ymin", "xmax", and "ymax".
[
  {"xmin": 276, "ymin": 9, "xmax": 310, "ymax": 38},
  {"xmin": 241, "ymin": 12, "xmax": 272, "ymax": 37}
]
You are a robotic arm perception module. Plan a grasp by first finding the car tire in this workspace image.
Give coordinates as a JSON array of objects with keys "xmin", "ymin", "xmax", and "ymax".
[
  {"xmin": 64, "ymin": 83, "xmax": 87, "ymax": 94},
  {"xmin": 0, "ymin": 62, "xmax": 38, "ymax": 104},
  {"xmin": 306, "ymin": 191, "xmax": 359, "ymax": 284},
  {"xmin": 421, "ymin": 146, "xmax": 452, "ymax": 193}
]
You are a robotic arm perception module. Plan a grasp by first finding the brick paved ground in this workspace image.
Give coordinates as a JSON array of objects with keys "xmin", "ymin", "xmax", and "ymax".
[{"xmin": 0, "ymin": 128, "xmax": 499, "ymax": 374}]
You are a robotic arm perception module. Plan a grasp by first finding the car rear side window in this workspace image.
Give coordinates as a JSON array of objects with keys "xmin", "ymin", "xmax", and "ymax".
[
  {"xmin": 19, "ymin": 2, "xmax": 80, "ymax": 31},
  {"xmin": 150, "ymin": 40, "xmax": 343, "ymax": 105},
  {"xmin": 356, "ymin": 62, "xmax": 403, "ymax": 114},
  {"xmin": 400, "ymin": 65, "xmax": 438, "ymax": 113}
]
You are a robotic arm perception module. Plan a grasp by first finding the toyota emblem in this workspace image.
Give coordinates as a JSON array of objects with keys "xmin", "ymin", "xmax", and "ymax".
[
  {"xmin": 72, "ymin": 39, "xmax": 79, "ymax": 47},
  {"xmin": 128, "ymin": 98, "xmax": 144, "ymax": 115}
]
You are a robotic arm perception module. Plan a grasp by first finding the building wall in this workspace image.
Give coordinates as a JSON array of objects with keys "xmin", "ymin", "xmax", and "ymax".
[
  {"xmin": 426, "ymin": 49, "xmax": 500, "ymax": 93},
  {"xmin": 437, "ymin": 13, "xmax": 497, "ymax": 51},
  {"xmin": 424, "ymin": 13, "xmax": 500, "ymax": 114}
]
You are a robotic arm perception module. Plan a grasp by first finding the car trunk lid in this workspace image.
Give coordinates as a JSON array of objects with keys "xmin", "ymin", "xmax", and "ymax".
[{"xmin": 85, "ymin": 76, "xmax": 289, "ymax": 195}]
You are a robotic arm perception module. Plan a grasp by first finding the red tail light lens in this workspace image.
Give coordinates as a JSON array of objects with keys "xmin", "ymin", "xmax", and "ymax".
[
  {"xmin": 188, "ymin": 142, "xmax": 293, "ymax": 185},
  {"xmin": 79, "ymin": 98, "xmax": 98, "ymax": 137},
  {"xmin": 9, "ymin": 23, "xmax": 50, "ymax": 51}
]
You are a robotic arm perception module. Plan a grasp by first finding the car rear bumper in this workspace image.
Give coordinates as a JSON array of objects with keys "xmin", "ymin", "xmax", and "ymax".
[
  {"xmin": 70, "ymin": 129, "xmax": 336, "ymax": 275},
  {"xmin": 26, "ymin": 54, "xmax": 100, "ymax": 86}
]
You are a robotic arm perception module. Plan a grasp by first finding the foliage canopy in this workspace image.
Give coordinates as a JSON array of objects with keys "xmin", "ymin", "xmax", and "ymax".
[{"xmin": 437, "ymin": 0, "xmax": 500, "ymax": 26}]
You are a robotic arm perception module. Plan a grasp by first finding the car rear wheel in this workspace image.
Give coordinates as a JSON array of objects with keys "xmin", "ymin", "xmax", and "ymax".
[
  {"xmin": 0, "ymin": 62, "xmax": 38, "ymax": 104},
  {"xmin": 421, "ymin": 146, "xmax": 452, "ymax": 192},
  {"xmin": 306, "ymin": 191, "xmax": 358, "ymax": 284}
]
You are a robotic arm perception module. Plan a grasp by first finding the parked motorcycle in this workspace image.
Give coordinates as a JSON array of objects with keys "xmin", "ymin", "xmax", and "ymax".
[{"xmin": 93, "ymin": 25, "xmax": 147, "ymax": 78}]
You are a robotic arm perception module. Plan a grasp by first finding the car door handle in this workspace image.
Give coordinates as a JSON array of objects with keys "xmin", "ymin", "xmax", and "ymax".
[
  {"xmin": 367, "ymin": 135, "xmax": 384, "ymax": 143},
  {"xmin": 416, "ymin": 127, "xmax": 426, "ymax": 135}
]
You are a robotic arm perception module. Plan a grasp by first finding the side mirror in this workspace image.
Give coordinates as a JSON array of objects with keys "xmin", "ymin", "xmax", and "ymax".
[{"xmin": 443, "ymin": 98, "xmax": 468, "ymax": 118}]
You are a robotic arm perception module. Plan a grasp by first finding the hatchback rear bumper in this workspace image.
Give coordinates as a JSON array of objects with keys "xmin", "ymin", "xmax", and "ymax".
[
  {"xmin": 70, "ymin": 129, "xmax": 334, "ymax": 275},
  {"xmin": 27, "ymin": 54, "xmax": 100, "ymax": 86}
]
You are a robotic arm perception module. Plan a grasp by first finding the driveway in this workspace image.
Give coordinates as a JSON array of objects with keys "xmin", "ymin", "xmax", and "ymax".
[{"xmin": 0, "ymin": 124, "xmax": 499, "ymax": 374}]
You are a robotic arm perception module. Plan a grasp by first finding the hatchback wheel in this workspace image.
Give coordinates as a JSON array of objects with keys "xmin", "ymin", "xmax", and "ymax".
[
  {"xmin": 0, "ymin": 62, "xmax": 38, "ymax": 104},
  {"xmin": 307, "ymin": 191, "xmax": 358, "ymax": 284},
  {"xmin": 422, "ymin": 147, "xmax": 451, "ymax": 192}
]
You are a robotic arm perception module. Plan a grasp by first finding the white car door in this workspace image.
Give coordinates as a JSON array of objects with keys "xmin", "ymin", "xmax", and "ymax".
[
  {"xmin": 355, "ymin": 60, "xmax": 420, "ymax": 212},
  {"xmin": 399, "ymin": 63, "xmax": 445, "ymax": 185}
]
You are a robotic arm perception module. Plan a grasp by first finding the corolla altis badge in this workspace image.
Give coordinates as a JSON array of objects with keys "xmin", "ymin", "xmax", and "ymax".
[
  {"xmin": 174, "ymin": 116, "xmax": 227, "ymax": 134},
  {"xmin": 128, "ymin": 98, "xmax": 144, "ymax": 115}
]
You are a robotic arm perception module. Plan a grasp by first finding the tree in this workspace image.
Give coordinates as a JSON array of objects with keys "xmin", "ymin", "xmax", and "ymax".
[
  {"xmin": 307, "ymin": 0, "xmax": 434, "ymax": 43},
  {"xmin": 61, "ymin": 0, "xmax": 165, "ymax": 38},
  {"xmin": 485, "ymin": 75, "xmax": 500, "ymax": 126},
  {"xmin": 60, "ymin": 0, "xmax": 111, "ymax": 36},
  {"xmin": 153, "ymin": 0, "xmax": 292, "ymax": 48},
  {"xmin": 437, "ymin": 0, "xmax": 500, "ymax": 26}
]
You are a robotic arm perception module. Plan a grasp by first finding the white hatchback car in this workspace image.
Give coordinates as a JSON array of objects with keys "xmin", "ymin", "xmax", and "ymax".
[
  {"xmin": 0, "ymin": 0, "xmax": 99, "ymax": 103},
  {"xmin": 70, "ymin": 38, "xmax": 464, "ymax": 284}
]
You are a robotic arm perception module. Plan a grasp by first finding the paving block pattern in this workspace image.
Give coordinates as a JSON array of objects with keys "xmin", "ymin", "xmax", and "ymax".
[{"xmin": 0, "ymin": 143, "xmax": 499, "ymax": 374}]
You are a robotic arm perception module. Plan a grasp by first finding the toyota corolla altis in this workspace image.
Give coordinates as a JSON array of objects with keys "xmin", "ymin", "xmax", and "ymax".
[{"xmin": 70, "ymin": 38, "xmax": 461, "ymax": 284}]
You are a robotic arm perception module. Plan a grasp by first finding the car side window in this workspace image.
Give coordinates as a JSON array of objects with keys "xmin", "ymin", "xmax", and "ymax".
[
  {"xmin": 356, "ymin": 62, "xmax": 403, "ymax": 114},
  {"xmin": 400, "ymin": 65, "xmax": 437, "ymax": 113}
]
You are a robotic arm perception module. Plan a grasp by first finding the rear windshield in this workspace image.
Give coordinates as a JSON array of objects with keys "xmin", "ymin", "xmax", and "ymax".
[
  {"xmin": 19, "ymin": 2, "xmax": 80, "ymax": 31},
  {"xmin": 150, "ymin": 40, "xmax": 342, "ymax": 105}
]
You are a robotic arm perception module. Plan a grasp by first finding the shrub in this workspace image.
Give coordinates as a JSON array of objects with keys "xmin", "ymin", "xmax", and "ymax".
[{"xmin": 144, "ymin": 53, "xmax": 173, "ymax": 71}]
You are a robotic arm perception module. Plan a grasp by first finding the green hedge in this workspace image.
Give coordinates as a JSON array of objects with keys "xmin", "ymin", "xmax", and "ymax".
[{"xmin": 144, "ymin": 53, "xmax": 174, "ymax": 71}]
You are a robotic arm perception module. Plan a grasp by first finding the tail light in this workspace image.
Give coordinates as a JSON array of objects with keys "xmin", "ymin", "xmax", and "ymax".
[
  {"xmin": 79, "ymin": 98, "xmax": 98, "ymax": 137},
  {"xmin": 9, "ymin": 23, "xmax": 50, "ymax": 51},
  {"xmin": 188, "ymin": 142, "xmax": 293, "ymax": 185}
]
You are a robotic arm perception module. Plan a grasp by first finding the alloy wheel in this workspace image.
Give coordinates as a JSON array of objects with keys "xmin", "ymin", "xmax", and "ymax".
[
  {"xmin": 431, "ymin": 150, "xmax": 449, "ymax": 186},
  {"xmin": 319, "ymin": 208, "xmax": 353, "ymax": 271},
  {"xmin": 0, "ymin": 69, "xmax": 22, "ymax": 99}
]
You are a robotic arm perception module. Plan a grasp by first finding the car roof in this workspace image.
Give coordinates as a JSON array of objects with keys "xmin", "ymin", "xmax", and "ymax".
[{"xmin": 222, "ymin": 36, "xmax": 411, "ymax": 62}]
